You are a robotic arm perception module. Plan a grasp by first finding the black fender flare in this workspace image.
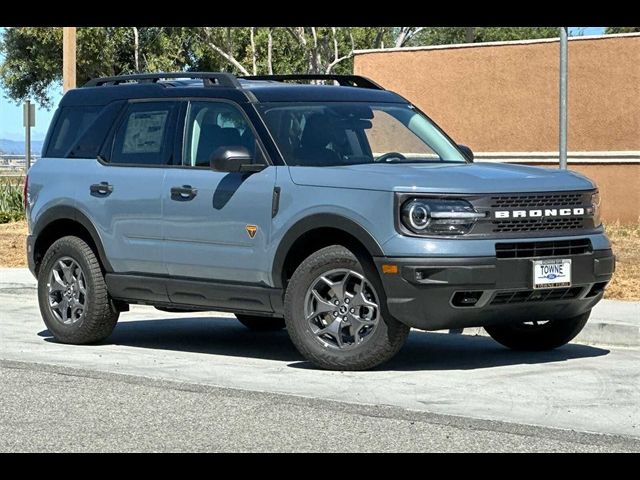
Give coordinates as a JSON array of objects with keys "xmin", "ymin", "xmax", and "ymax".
[
  {"xmin": 271, "ymin": 213, "xmax": 384, "ymax": 288},
  {"xmin": 32, "ymin": 205, "xmax": 114, "ymax": 272}
]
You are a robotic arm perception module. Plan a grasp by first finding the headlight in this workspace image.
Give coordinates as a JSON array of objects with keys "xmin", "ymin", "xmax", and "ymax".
[
  {"xmin": 590, "ymin": 191, "xmax": 602, "ymax": 227},
  {"xmin": 400, "ymin": 198, "xmax": 485, "ymax": 236}
]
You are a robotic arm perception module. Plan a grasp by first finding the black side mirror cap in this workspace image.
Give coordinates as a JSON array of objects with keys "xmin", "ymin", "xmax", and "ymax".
[
  {"xmin": 210, "ymin": 146, "xmax": 266, "ymax": 173},
  {"xmin": 458, "ymin": 144, "xmax": 474, "ymax": 162}
]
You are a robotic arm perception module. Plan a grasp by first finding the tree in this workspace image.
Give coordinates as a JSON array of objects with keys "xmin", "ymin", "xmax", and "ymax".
[
  {"xmin": 196, "ymin": 27, "xmax": 387, "ymax": 76},
  {"xmin": 405, "ymin": 27, "xmax": 559, "ymax": 47},
  {"xmin": 0, "ymin": 27, "xmax": 62, "ymax": 108},
  {"xmin": 605, "ymin": 27, "xmax": 640, "ymax": 34},
  {"xmin": 0, "ymin": 26, "xmax": 571, "ymax": 109},
  {"xmin": 0, "ymin": 27, "xmax": 195, "ymax": 107},
  {"xmin": 393, "ymin": 27, "xmax": 424, "ymax": 48},
  {"xmin": 281, "ymin": 27, "xmax": 355, "ymax": 74}
]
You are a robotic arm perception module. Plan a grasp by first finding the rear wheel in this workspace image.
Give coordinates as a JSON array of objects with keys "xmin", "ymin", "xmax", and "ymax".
[
  {"xmin": 284, "ymin": 245, "xmax": 409, "ymax": 370},
  {"xmin": 236, "ymin": 314, "xmax": 285, "ymax": 331},
  {"xmin": 485, "ymin": 311, "xmax": 590, "ymax": 351},
  {"xmin": 37, "ymin": 236, "xmax": 119, "ymax": 344}
]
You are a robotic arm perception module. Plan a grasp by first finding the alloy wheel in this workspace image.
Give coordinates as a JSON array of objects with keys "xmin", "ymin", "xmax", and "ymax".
[
  {"xmin": 304, "ymin": 268, "xmax": 380, "ymax": 350},
  {"xmin": 47, "ymin": 256, "xmax": 87, "ymax": 325}
]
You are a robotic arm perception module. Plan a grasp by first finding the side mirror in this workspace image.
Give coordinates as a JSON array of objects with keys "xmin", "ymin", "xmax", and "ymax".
[
  {"xmin": 458, "ymin": 144, "xmax": 474, "ymax": 162},
  {"xmin": 210, "ymin": 146, "xmax": 265, "ymax": 173}
]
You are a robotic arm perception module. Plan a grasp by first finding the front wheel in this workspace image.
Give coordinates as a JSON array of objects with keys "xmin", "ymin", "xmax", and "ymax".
[
  {"xmin": 284, "ymin": 245, "xmax": 409, "ymax": 370},
  {"xmin": 484, "ymin": 311, "xmax": 590, "ymax": 351}
]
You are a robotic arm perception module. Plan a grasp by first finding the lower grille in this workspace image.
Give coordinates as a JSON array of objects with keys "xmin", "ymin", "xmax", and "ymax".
[
  {"xmin": 490, "ymin": 287, "xmax": 583, "ymax": 305},
  {"xmin": 492, "ymin": 217, "xmax": 585, "ymax": 233},
  {"xmin": 495, "ymin": 239, "xmax": 592, "ymax": 259}
]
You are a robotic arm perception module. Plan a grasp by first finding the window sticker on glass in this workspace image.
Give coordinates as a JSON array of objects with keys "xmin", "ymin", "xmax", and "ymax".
[{"xmin": 122, "ymin": 111, "xmax": 168, "ymax": 154}]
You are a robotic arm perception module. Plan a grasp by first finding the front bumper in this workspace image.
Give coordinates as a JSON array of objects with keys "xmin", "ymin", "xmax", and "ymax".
[{"xmin": 374, "ymin": 249, "xmax": 615, "ymax": 330}]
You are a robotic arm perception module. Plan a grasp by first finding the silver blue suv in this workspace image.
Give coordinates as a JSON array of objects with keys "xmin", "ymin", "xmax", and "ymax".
[{"xmin": 25, "ymin": 72, "xmax": 615, "ymax": 370}]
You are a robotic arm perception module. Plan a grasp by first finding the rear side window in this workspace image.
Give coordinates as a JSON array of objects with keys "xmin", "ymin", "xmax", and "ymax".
[
  {"xmin": 66, "ymin": 101, "xmax": 126, "ymax": 159},
  {"xmin": 45, "ymin": 106, "xmax": 102, "ymax": 158},
  {"xmin": 109, "ymin": 102, "xmax": 178, "ymax": 166}
]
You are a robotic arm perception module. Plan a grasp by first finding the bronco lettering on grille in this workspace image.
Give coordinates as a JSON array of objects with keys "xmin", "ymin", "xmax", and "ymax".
[{"xmin": 494, "ymin": 207, "xmax": 585, "ymax": 219}]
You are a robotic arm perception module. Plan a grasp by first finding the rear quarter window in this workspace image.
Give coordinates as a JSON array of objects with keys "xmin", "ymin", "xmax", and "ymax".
[{"xmin": 45, "ymin": 105, "xmax": 103, "ymax": 158}]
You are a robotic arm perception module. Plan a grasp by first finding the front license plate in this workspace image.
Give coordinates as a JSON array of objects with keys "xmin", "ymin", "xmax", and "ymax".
[{"xmin": 532, "ymin": 258, "xmax": 572, "ymax": 289}]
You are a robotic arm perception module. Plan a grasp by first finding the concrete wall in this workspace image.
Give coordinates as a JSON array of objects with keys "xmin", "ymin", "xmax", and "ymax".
[{"xmin": 354, "ymin": 34, "xmax": 640, "ymax": 223}]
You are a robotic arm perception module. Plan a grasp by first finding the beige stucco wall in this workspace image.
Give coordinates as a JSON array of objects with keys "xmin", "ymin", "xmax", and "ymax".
[
  {"xmin": 354, "ymin": 35, "xmax": 640, "ymax": 152},
  {"xmin": 569, "ymin": 164, "xmax": 637, "ymax": 224},
  {"xmin": 354, "ymin": 35, "xmax": 640, "ymax": 223}
]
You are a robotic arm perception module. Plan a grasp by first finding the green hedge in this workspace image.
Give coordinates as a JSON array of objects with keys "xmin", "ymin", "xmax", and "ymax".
[{"xmin": 0, "ymin": 177, "xmax": 25, "ymax": 224}]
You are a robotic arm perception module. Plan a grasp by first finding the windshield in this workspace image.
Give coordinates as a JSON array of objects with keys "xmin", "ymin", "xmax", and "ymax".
[{"xmin": 257, "ymin": 102, "xmax": 467, "ymax": 166}]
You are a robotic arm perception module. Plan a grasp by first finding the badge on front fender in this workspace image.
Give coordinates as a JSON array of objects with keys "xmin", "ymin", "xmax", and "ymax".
[{"xmin": 246, "ymin": 225, "xmax": 258, "ymax": 239}]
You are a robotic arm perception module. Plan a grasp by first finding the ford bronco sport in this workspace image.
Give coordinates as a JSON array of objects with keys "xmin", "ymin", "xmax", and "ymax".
[{"xmin": 25, "ymin": 72, "xmax": 615, "ymax": 370}]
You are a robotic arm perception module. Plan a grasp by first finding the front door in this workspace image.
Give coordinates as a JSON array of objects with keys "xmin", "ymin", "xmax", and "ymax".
[{"xmin": 162, "ymin": 100, "xmax": 276, "ymax": 285}]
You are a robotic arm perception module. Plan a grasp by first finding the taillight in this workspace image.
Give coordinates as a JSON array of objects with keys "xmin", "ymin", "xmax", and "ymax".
[{"xmin": 23, "ymin": 175, "xmax": 29, "ymax": 210}]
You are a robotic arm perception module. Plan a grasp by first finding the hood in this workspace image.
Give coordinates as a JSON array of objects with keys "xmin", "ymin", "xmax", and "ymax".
[{"xmin": 288, "ymin": 162, "xmax": 596, "ymax": 193}]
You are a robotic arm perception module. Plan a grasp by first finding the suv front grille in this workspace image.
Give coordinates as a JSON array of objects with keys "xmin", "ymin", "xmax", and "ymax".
[
  {"xmin": 495, "ymin": 239, "xmax": 592, "ymax": 258},
  {"xmin": 465, "ymin": 190, "xmax": 596, "ymax": 237},
  {"xmin": 492, "ymin": 217, "xmax": 585, "ymax": 233},
  {"xmin": 491, "ymin": 193, "xmax": 583, "ymax": 208},
  {"xmin": 490, "ymin": 287, "xmax": 583, "ymax": 305}
]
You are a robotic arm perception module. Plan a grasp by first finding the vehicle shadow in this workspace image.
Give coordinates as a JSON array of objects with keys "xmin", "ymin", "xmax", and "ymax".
[
  {"xmin": 376, "ymin": 332, "xmax": 607, "ymax": 371},
  {"xmin": 39, "ymin": 316, "xmax": 610, "ymax": 371},
  {"xmin": 40, "ymin": 317, "xmax": 300, "ymax": 362}
]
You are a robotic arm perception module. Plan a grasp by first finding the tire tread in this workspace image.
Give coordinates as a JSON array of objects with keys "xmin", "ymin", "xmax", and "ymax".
[
  {"xmin": 38, "ymin": 236, "xmax": 119, "ymax": 344},
  {"xmin": 284, "ymin": 245, "xmax": 409, "ymax": 370}
]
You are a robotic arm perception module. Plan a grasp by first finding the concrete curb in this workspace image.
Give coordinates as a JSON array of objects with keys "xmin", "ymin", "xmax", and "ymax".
[
  {"xmin": 443, "ymin": 299, "xmax": 640, "ymax": 348},
  {"xmin": 454, "ymin": 321, "xmax": 640, "ymax": 349},
  {"xmin": 2, "ymin": 268, "xmax": 639, "ymax": 349}
]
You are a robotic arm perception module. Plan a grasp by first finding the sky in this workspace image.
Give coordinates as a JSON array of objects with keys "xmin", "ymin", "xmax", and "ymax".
[{"xmin": 0, "ymin": 26, "xmax": 606, "ymax": 142}]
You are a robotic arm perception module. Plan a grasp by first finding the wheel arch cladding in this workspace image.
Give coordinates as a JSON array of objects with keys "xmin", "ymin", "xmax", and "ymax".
[
  {"xmin": 273, "ymin": 214, "xmax": 384, "ymax": 289},
  {"xmin": 33, "ymin": 206, "xmax": 113, "ymax": 275}
]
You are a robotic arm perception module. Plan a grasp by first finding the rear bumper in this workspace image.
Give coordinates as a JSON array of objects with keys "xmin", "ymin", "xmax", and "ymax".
[
  {"xmin": 374, "ymin": 249, "xmax": 615, "ymax": 330},
  {"xmin": 26, "ymin": 234, "xmax": 37, "ymax": 278}
]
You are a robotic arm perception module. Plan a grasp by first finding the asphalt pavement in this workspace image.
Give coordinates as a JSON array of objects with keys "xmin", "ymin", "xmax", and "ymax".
[
  {"xmin": 3, "ymin": 360, "xmax": 638, "ymax": 452},
  {"xmin": 1, "ymin": 268, "xmax": 639, "ymax": 452}
]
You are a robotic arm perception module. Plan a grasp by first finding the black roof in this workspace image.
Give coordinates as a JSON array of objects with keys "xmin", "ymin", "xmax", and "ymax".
[{"xmin": 60, "ymin": 72, "xmax": 407, "ymax": 107}]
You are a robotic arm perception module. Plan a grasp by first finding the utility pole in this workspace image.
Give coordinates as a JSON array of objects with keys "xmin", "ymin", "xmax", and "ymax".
[
  {"xmin": 559, "ymin": 27, "xmax": 568, "ymax": 170},
  {"xmin": 23, "ymin": 101, "xmax": 35, "ymax": 171},
  {"xmin": 63, "ymin": 27, "xmax": 77, "ymax": 92}
]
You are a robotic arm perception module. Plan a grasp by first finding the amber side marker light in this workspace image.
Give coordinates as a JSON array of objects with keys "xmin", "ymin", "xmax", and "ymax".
[{"xmin": 381, "ymin": 264, "xmax": 399, "ymax": 274}]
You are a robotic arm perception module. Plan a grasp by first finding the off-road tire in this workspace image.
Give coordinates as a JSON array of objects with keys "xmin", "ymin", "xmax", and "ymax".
[
  {"xmin": 284, "ymin": 245, "xmax": 409, "ymax": 370},
  {"xmin": 37, "ymin": 236, "xmax": 119, "ymax": 344}
]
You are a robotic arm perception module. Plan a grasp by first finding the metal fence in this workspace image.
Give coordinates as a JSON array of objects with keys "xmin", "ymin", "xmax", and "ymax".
[{"xmin": 0, "ymin": 155, "xmax": 39, "ymax": 176}]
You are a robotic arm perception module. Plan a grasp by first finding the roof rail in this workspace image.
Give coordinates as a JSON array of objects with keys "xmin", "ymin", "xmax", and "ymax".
[
  {"xmin": 83, "ymin": 72, "xmax": 242, "ymax": 88},
  {"xmin": 239, "ymin": 74, "xmax": 384, "ymax": 90}
]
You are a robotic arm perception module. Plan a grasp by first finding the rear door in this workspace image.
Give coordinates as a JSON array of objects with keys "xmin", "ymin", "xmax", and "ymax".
[
  {"xmin": 84, "ymin": 100, "xmax": 180, "ymax": 275},
  {"xmin": 161, "ymin": 100, "xmax": 276, "ymax": 284}
]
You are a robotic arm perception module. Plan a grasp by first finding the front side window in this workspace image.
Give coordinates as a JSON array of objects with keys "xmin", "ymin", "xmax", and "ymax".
[
  {"xmin": 183, "ymin": 101, "xmax": 256, "ymax": 167},
  {"xmin": 257, "ymin": 102, "xmax": 466, "ymax": 167},
  {"xmin": 110, "ymin": 102, "xmax": 177, "ymax": 165}
]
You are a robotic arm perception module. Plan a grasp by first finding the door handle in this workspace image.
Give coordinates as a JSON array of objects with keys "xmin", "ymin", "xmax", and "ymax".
[
  {"xmin": 171, "ymin": 185, "xmax": 198, "ymax": 201},
  {"xmin": 90, "ymin": 182, "xmax": 113, "ymax": 196}
]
